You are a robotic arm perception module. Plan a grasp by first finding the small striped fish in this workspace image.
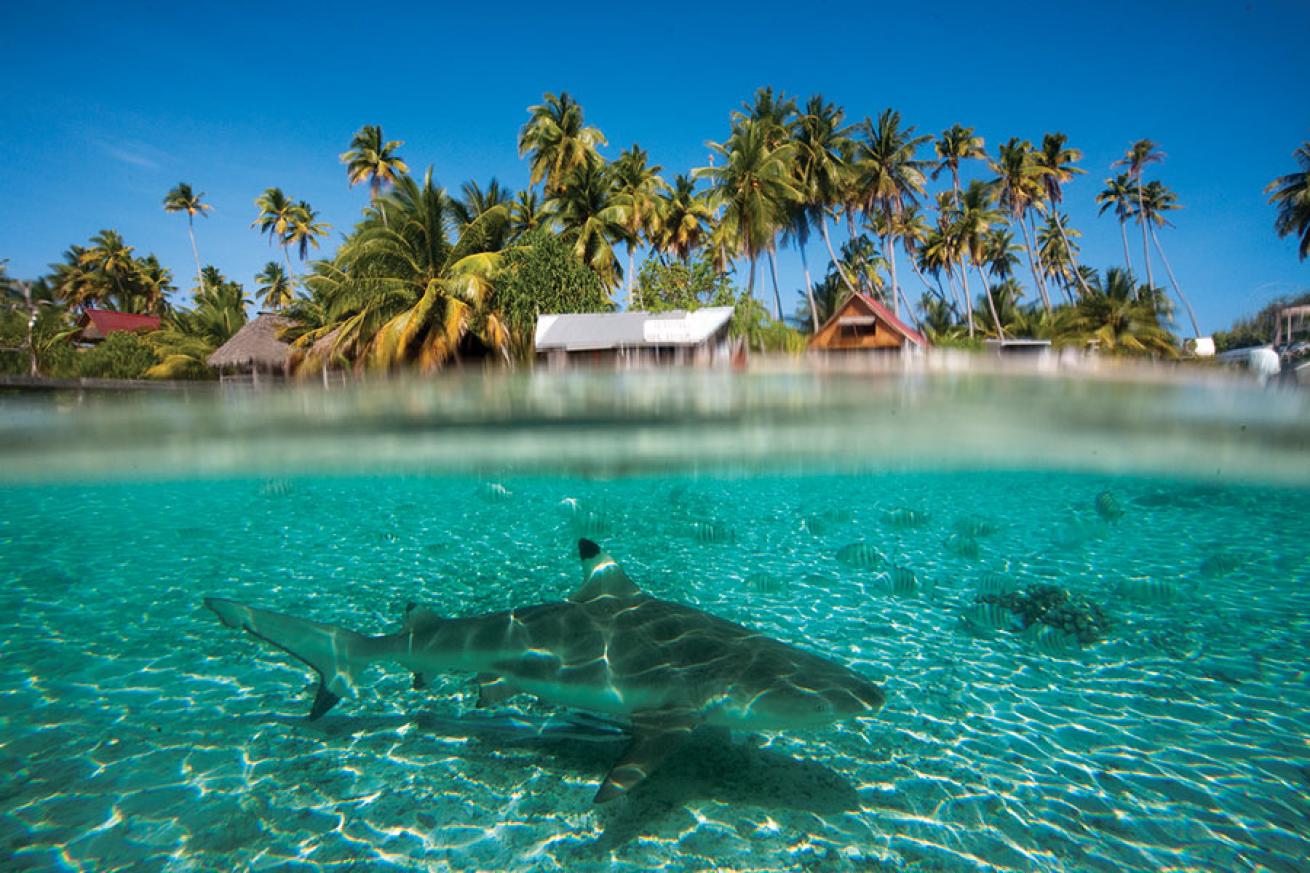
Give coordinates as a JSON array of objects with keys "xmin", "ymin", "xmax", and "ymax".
[
  {"xmin": 1095, "ymin": 490, "xmax": 1125, "ymax": 521},
  {"xmin": 1022, "ymin": 623, "xmax": 1079, "ymax": 656},
  {"xmin": 480, "ymin": 482, "xmax": 512, "ymax": 502},
  {"xmin": 800, "ymin": 515, "xmax": 827, "ymax": 537},
  {"xmin": 975, "ymin": 571, "xmax": 1015, "ymax": 595},
  {"xmin": 570, "ymin": 510, "xmax": 612, "ymax": 539},
  {"xmin": 1118, "ymin": 575, "xmax": 1176, "ymax": 604},
  {"xmin": 257, "ymin": 479, "xmax": 294, "ymax": 497},
  {"xmin": 959, "ymin": 603, "xmax": 1015, "ymax": 636},
  {"xmin": 886, "ymin": 565, "xmax": 918, "ymax": 596},
  {"xmin": 836, "ymin": 542, "xmax": 885, "ymax": 570},
  {"xmin": 1049, "ymin": 519, "xmax": 1109, "ymax": 550},
  {"xmin": 690, "ymin": 521, "xmax": 736, "ymax": 544},
  {"xmin": 1200, "ymin": 553, "xmax": 1242, "ymax": 578},
  {"xmin": 883, "ymin": 507, "xmax": 932, "ymax": 529},
  {"xmin": 954, "ymin": 515, "xmax": 999, "ymax": 538},
  {"xmin": 745, "ymin": 572, "xmax": 788, "ymax": 595},
  {"xmin": 943, "ymin": 534, "xmax": 982, "ymax": 559}
]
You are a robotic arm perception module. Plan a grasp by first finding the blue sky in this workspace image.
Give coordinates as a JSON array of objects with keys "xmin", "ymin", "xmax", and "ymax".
[{"xmin": 2, "ymin": 0, "xmax": 1307, "ymax": 334}]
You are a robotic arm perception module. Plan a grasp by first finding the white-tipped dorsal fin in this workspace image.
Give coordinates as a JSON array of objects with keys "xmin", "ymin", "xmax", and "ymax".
[{"xmin": 570, "ymin": 539, "xmax": 641, "ymax": 603}]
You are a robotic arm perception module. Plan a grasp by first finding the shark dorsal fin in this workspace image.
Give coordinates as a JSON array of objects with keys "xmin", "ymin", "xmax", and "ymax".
[{"xmin": 570, "ymin": 539, "xmax": 641, "ymax": 603}]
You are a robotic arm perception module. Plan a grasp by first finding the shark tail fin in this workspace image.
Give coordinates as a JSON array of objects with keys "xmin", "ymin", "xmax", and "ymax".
[{"xmin": 205, "ymin": 597, "xmax": 381, "ymax": 720}]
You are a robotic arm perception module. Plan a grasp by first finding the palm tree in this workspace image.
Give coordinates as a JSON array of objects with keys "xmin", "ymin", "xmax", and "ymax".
[
  {"xmin": 990, "ymin": 138, "xmax": 1052, "ymax": 311},
  {"xmin": 545, "ymin": 162, "xmax": 627, "ymax": 291},
  {"xmin": 696, "ymin": 119, "xmax": 800, "ymax": 318},
  {"xmin": 162, "ymin": 182, "xmax": 212, "ymax": 290},
  {"xmin": 1077, "ymin": 267, "xmax": 1177, "ymax": 356},
  {"xmin": 652, "ymin": 175, "xmax": 713, "ymax": 263},
  {"xmin": 611, "ymin": 146, "xmax": 667, "ymax": 308},
  {"xmin": 285, "ymin": 201, "xmax": 331, "ymax": 266},
  {"xmin": 255, "ymin": 262, "xmax": 294, "ymax": 311},
  {"xmin": 130, "ymin": 255, "xmax": 174, "ymax": 316},
  {"xmin": 1139, "ymin": 180, "xmax": 1200, "ymax": 337},
  {"xmin": 518, "ymin": 92, "xmax": 607, "ymax": 195},
  {"xmin": 953, "ymin": 180, "xmax": 1005, "ymax": 338},
  {"xmin": 79, "ymin": 230, "xmax": 136, "ymax": 305},
  {"xmin": 1096, "ymin": 173, "xmax": 1140, "ymax": 279},
  {"xmin": 739, "ymin": 88, "xmax": 799, "ymax": 316},
  {"xmin": 340, "ymin": 125, "xmax": 410, "ymax": 205},
  {"xmin": 252, "ymin": 188, "xmax": 298, "ymax": 273},
  {"xmin": 791, "ymin": 95, "xmax": 858, "ymax": 318},
  {"xmin": 1032, "ymin": 133, "xmax": 1092, "ymax": 298},
  {"xmin": 1037, "ymin": 213, "xmax": 1081, "ymax": 299},
  {"xmin": 509, "ymin": 189, "xmax": 549, "ymax": 241},
  {"xmin": 1266, "ymin": 141, "xmax": 1310, "ymax": 260},
  {"xmin": 298, "ymin": 170, "xmax": 510, "ymax": 370},
  {"xmin": 932, "ymin": 124, "xmax": 986, "ymax": 204},
  {"xmin": 453, "ymin": 179, "xmax": 513, "ymax": 229},
  {"xmin": 853, "ymin": 109, "xmax": 930, "ymax": 319},
  {"xmin": 1113, "ymin": 139, "xmax": 1165, "ymax": 290},
  {"xmin": 52, "ymin": 245, "xmax": 108, "ymax": 309}
]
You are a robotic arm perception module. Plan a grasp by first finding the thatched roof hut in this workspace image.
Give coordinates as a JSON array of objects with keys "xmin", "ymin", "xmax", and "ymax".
[{"xmin": 208, "ymin": 313, "xmax": 293, "ymax": 379}]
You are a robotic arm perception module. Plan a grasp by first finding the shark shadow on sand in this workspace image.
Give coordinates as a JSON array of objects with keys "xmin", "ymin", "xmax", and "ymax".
[{"xmin": 254, "ymin": 708, "xmax": 862, "ymax": 853}]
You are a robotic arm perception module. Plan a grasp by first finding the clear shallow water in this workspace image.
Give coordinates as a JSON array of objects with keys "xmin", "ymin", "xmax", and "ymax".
[{"xmin": 1, "ymin": 369, "xmax": 1309, "ymax": 872}]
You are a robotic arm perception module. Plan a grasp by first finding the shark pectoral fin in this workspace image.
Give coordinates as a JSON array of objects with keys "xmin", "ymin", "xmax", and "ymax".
[
  {"xmin": 595, "ymin": 710, "xmax": 698, "ymax": 804},
  {"xmin": 570, "ymin": 539, "xmax": 642, "ymax": 603},
  {"xmin": 474, "ymin": 674, "xmax": 517, "ymax": 708}
]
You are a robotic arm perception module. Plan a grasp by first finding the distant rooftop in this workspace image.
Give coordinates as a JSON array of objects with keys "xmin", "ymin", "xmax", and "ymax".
[
  {"xmin": 535, "ymin": 307, "xmax": 734, "ymax": 352},
  {"xmin": 76, "ymin": 309, "xmax": 161, "ymax": 341}
]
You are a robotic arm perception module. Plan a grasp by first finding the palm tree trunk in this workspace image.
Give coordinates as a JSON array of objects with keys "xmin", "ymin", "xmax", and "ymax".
[
  {"xmin": 1054, "ymin": 213, "xmax": 1093, "ymax": 298},
  {"xmin": 1118, "ymin": 218, "xmax": 1137, "ymax": 299},
  {"xmin": 1137, "ymin": 185, "xmax": 1154, "ymax": 292},
  {"xmin": 884, "ymin": 233, "xmax": 901, "ymax": 319},
  {"xmin": 626, "ymin": 243, "xmax": 636, "ymax": 310},
  {"xmin": 187, "ymin": 215, "xmax": 203, "ymax": 292},
  {"xmin": 799, "ymin": 241, "xmax": 819, "ymax": 332},
  {"xmin": 982, "ymin": 274, "xmax": 1005, "ymax": 340},
  {"xmin": 1150, "ymin": 225, "xmax": 1201, "ymax": 337},
  {"xmin": 767, "ymin": 249, "xmax": 782, "ymax": 321},
  {"xmin": 747, "ymin": 256, "xmax": 756, "ymax": 300},
  {"xmin": 283, "ymin": 244, "xmax": 294, "ymax": 280},
  {"xmin": 959, "ymin": 257, "xmax": 976, "ymax": 338},
  {"xmin": 1016, "ymin": 213, "xmax": 1051, "ymax": 312},
  {"xmin": 1026, "ymin": 211, "xmax": 1052, "ymax": 307},
  {"xmin": 820, "ymin": 216, "xmax": 859, "ymax": 298}
]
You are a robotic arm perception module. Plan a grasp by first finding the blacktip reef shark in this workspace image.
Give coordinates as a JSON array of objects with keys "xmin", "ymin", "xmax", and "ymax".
[{"xmin": 205, "ymin": 539, "xmax": 885, "ymax": 802}]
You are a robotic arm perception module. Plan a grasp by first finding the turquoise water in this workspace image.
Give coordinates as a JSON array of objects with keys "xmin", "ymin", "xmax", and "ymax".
[{"xmin": 2, "ymin": 371, "xmax": 1309, "ymax": 871}]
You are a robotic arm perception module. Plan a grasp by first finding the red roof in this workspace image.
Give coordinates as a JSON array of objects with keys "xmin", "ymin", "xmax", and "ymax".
[
  {"xmin": 813, "ymin": 293, "xmax": 929, "ymax": 348},
  {"xmin": 77, "ymin": 309, "xmax": 161, "ymax": 340}
]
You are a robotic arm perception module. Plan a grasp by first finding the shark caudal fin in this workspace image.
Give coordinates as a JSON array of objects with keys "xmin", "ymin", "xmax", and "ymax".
[{"xmin": 204, "ymin": 597, "xmax": 381, "ymax": 720}]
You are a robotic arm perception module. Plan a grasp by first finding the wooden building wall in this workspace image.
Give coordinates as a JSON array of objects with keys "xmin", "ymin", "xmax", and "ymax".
[{"xmin": 809, "ymin": 299, "xmax": 907, "ymax": 351}]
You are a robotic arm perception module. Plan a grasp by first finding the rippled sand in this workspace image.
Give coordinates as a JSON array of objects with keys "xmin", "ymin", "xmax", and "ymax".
[{"xmin": 1, "ymin": 472, "xmax": 1307, "ymax": 871}]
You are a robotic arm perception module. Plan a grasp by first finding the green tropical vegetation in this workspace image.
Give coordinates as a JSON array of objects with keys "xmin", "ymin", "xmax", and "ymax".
[{"xmin": 7, "ymin": 90, "xmax": 1308, "ymax": 381}]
